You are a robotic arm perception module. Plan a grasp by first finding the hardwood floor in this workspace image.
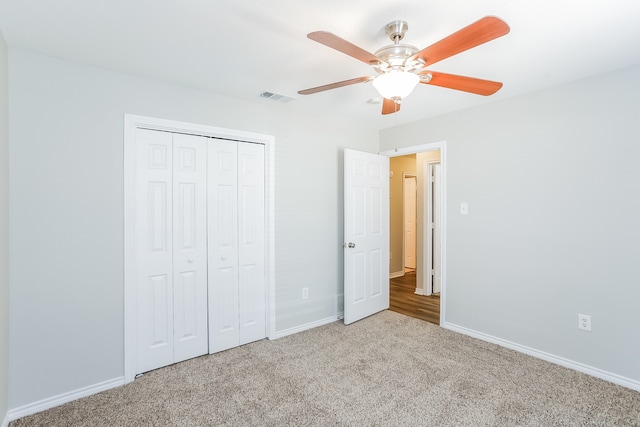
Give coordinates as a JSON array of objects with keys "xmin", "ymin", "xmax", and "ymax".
[{"xmin": 389, "ymin": 269, "xmax": 440, "ymax": 325}]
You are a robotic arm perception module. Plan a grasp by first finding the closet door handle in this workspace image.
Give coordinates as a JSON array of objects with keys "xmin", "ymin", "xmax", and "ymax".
[
  {"xmin": 221, "ymin": 256, "xmax": 227, "ymax": 261},
  {"xmin": 187, "ymin": 258, "xmax": 194, "ymax": 263}
]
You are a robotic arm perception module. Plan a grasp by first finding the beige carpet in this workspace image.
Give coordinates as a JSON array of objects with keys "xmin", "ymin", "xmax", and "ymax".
[{"xmin": 11, "ymin": 311, "xmax": 640, "ymax": 426}]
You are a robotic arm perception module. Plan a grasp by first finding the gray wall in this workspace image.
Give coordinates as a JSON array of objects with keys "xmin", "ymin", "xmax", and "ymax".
[
  {"xmin": 380, "ymin": 64, "xmax": 640, "ymax": 383},
  {"xmin": 0, "ymin": 30, "xmax": 9, "ymax": 425},
  {"xmin": 7, "ymin": 48, "xmax": 378, "ymax": 408}
]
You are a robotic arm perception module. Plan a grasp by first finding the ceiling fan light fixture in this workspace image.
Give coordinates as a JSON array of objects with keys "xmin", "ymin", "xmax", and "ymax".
[
  {"xmin": 372, "ymin": 70, "xmax": 420, "ymax": 100},
  {"xmin": 299, "ymin": 16, "xmax": 510, "ymax": 114}
]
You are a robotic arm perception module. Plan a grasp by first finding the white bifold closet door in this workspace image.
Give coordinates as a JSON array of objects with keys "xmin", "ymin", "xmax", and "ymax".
[
  {"xmin": 135, "ymin": 129, "xmax": 208, "ymax": 374},
  {"xmin": 208, "ymin": 140, "xmax": 266, "ymax": 353}
]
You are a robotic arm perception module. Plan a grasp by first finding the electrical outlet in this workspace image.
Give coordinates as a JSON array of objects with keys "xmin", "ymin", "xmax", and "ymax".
[
  {"xmin": 578, "ymin": 314, "xmax": 591, "ymax": 331},
  {"xmin": 302, "ymin": 287, "xmax": 309, "ymax": 300}
]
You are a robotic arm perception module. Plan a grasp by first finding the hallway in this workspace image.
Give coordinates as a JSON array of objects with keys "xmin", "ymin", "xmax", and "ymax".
[{"xmin": 389, "ymin": 270, "xmax": 440, "ymax": 325}]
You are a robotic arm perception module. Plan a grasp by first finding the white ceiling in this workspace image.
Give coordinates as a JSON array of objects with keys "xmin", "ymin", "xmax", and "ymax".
[{"xmin": 1, "ymin": 0, "xmax": 640, "ymax": 129}]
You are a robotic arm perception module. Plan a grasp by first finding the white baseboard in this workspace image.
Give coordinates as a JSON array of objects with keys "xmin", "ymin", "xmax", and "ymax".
[
  {"xmin": 414, "ymin": 288, "xmax": 429, "ymax": 296},
  {"xmin": 270, "ymin": 316, "xmax": 338, "ymax": 339},
  {"xmin": 441, "ymin": 321, "xmax": 640, "ymax": 392},
  {"xmin": 7, "ymin": 376, "xmax": 124, "ymax": 422},
  {"xmin": 389, "ymin": 271, "xmax": 404, "ymax": 279}
]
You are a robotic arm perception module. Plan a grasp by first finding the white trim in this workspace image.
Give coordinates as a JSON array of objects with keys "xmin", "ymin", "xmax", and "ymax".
[
  {"xmin": 414, "ymin": 288, "xmax": 428, "ymax": 296},
  {"xmin": 123, "ymin": 114, "xmax": 275, "ymax": 384},
  {"xmin": 380, "ymin": 142, "xmax": 440, "ymax": 157},
  {"xmin": 382, "ymin": 141, "xmax": 446, "ymax": 326},
  {"xmin": 424, "ymin": 160, "xmax": 440, "ymax": 297},
  {"xmin": 266, "ymin": 129, "xmax": 276, "ymax": 341},
  {"xmin": 123, "ymin": 115, "xmax": 136, "ymax": 384},
  {"xmin": 270, "ymin": 316, "xmax": 338, "ymax": 340},
  {"xmin": 6, "ymin": 377, "xmax": 124, "ymax": 422},
  {"xmin": 441, "ymin": 322, "xmax": 640, "ymax": 392},
  {"xmin": 2, "ymin": 413, "xmax": 8, "ymax": 427},
  {"xmin": 389, "ymin": 271, "xmax": 404, "ymax": 279}
]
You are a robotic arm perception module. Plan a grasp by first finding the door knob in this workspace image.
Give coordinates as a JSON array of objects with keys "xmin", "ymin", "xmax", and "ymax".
[
  {"xmin": 348, "ymin": 242, "xmax": 356, "ymax": 248},
  {"xmin": 221, "ymin": 256, "xmax": 227, "ymax": 261},
  {"xmin": 187, "ymin": 258, "xmax": 194, "ymax": 263}
]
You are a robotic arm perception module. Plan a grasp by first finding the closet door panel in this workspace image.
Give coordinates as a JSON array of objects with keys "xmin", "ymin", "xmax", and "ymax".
[
  {"xmin": 238, "ymin": 143, "xmax": 266, "ymax": 345},
  {"xmin": 135, "ymin": 128, "xmax": 174, "ymax": 373},
  {"xmin": 208, "ymin": 140, "xmax": 240, "ymax": 353},
  {"xmin": 173, "ymin": 133, "xmax": 209, "ymax": 362}
]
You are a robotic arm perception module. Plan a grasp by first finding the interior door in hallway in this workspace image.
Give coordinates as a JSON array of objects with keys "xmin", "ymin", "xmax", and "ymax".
[
  {"xmin": 343, "ymin": 149, "xmax": 389, "ymax": 325},
  {"xmin": 403, "ymin": 175, "xmax": 417, "ymax": 269}
]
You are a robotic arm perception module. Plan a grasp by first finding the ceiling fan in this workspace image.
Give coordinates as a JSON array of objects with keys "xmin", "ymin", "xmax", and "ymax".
[{"xmin": 298, "ymin": 16, "xmax": 510, "ymax": 115}]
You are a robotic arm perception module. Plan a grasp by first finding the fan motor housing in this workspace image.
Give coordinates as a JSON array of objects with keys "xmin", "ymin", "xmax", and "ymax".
[
  {"xmin": 373, "ymin": 20, "xmax": 422, "ymax": 72},
  {"xmin": 374, "ymin": 44, "xmax": 419, "ymax": 68}
]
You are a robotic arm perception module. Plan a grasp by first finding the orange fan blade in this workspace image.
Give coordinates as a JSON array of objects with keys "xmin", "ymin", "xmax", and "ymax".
[
  {"xmin": 421, "ymin": 71, "xmax": 503, "ymax": 96},
  {"xmin": 410, "ymin": 16, "xmax": 509, "ymax": 67},
  {"xmin": 308, "ymin": 31, "xmax": 381, "ymax": 65},
  {"xmin": 298, "ymin": 76, "xmax": 373, "ymax": 95},
  {"xmin": 382, "ymin": 98, "xmax": 400, "ymax": 115}
]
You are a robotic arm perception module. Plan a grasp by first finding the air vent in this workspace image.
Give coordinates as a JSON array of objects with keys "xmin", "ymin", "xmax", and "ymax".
[{"xmin": 259, "ymin": 91, "xmax": 294, "ymax": 103}]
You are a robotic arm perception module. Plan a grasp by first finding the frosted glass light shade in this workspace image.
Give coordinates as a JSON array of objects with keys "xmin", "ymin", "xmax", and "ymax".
[{"xmin": 372, "ymin": 71, "xmax": 420, "ymax": 100}]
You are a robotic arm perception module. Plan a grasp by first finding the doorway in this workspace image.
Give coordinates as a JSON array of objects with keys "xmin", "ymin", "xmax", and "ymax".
[{"xmin": 385, "ymin": 144, "xmax": 444, "ymax": 325}]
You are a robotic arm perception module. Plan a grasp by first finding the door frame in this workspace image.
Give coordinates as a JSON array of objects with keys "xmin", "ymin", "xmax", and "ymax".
[
  {"xmin": 123, "ymin": 114, "xmax": 275, "ymax": 383},
  {"xmin": 424, "ymin": 160, "xmax": 441, "ymax": 296},
  {"xmin": 380, "ymin": 141, "xmax": 446, "ymax": 325}
]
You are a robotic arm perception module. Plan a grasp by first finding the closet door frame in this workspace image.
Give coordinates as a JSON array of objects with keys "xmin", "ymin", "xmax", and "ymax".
[{"xmin": 123, "ymin": 114, "xmax": 275, "ymax": 384}]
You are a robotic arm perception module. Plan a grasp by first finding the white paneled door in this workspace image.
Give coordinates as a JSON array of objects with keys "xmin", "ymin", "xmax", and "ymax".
[
  {"xmin": 208, "ymin": 141, "xmax": 266, "ymax": 353},
  {"xmin": 135, "ymin": 129, "xmax": 208, "ymax": 374},
  {"xmin": 343, "ymin": 149, "xmax": 389, "ymax": 325},
  {"xmin": 207, "ymin": 139, "xmax": 239, "ymax": 353},
  {"xmin": 172, "ymin": 134, "xmax": 209, "ymax": 363},
  {"xmin": 237, "ymin": 142, "xmax": 267, "ymax": 346},
  {"xmin": 126, "ymin": 116, "xmax": 272, "ymax": 383}
]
